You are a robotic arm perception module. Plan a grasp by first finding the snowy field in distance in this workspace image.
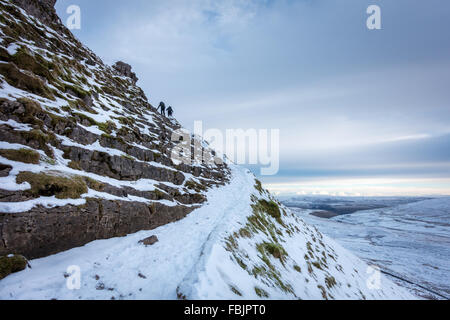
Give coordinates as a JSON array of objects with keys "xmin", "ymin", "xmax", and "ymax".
[{"xmin": 285, "ymin": 197, "xmax": 450, "ymax": 300}]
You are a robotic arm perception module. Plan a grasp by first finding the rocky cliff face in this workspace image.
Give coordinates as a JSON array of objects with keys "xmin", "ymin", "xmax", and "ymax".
[
  {"xmin": 113, "ymin": 62, "xmax": 138, "ymax": 85},
  {"xmin": 0, "ymin": 0, "xmax": 229, "ymax": 260},
  {"xmin": 11, "ymin": 0, "xmax": 60, "ymax": 28}
]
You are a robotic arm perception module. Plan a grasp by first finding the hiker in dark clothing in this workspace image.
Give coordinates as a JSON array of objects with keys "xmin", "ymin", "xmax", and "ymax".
[
  {"xmin": 157, "ymin": 101, "xmax": 166, "ymax": 116},
  {"xmin": 167, "ymin": 106, "xmax": 173, "ymax": 118}
]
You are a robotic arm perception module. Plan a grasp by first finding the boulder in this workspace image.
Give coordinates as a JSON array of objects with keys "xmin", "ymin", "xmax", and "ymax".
[
  {"xmin": 139, "ymin": 235, "xmax": 159, "ymax": 246},
  {"xmin": 113, "ymin": 61, "xmax": 139, "ymax": 85},
  {"xmin": 0, "ymin": 254, "xmax": 29, "ymax": 280}
]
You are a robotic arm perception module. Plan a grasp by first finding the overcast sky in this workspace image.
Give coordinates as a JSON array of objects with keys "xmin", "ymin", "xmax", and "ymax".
[{"xmin": 55, "ymin": 0, "xmax": 450, "ymax": 196}]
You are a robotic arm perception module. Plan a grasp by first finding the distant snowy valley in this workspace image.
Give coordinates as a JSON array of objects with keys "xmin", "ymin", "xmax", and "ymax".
[{"xmin": 281, "ymin": 196, "xmax": 450, "ymax": 299}]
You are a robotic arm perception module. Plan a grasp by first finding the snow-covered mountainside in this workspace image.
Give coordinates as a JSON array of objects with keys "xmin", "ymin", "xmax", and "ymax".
[
  {"xmin": 0, "ymin": 0, "xmax": 416, "ymax": 300},
  {"xmin": 0, "ymin": 0, "xmax": 228, "ymax": 260}
]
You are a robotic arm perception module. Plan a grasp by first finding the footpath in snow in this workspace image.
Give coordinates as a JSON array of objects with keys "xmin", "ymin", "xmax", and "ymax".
[
  {"xmin": 0, "ymin": 165, "xmax": 417, "ymax": 300},
  {"xmin": 0, "ymin": 165, "xmax": 255, "ymax": 300}
]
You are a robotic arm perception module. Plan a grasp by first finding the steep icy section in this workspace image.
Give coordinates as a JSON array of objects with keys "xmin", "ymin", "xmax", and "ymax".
[
  {"xmin": 0, "ymin": 165, "xmax": 416, "ymax": 300},
  {"xmin": 0, "ymin": 0, "xmax": 228, "ymax": 260}
]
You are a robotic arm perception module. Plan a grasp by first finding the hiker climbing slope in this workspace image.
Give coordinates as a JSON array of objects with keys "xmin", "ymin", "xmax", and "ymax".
[
  {"xmin": 157, "ymin": 101, "xmax": 166, "ymax": 116},
  {"xmin": 167, "ymin": 106, "xmax": 173, "ymax": 118}
]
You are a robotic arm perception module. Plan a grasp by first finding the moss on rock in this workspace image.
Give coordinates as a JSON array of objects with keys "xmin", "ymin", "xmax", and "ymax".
[
  {"xmin": 10, "ymin": 47, "xmax": 54, "ymax": 81},
  {"xmin": 20, "ymin": 129, "xmax": 55, "ymax": 158},
  {"xmin": 0, "ymin": 62, "xmax": 54, "ymax": 100},
  {"xmin": 68, "ymin": 160, "xmax": 82, "ymax": 170},
  {"xmin": 84, "ymin": 177, "xmax": 105, "ymax": 192},
  {"xmin": 64, "ymin": 84, "xmax": 89, "ymax": 99},
  {"xmin": 0, "ymin": 148, "xmax": 40, "ymax": 164},
  {"xmin": 71, "ymin": 112, "xmax": 97, "ymax": 126},
  {"xmin": 97, "ymin": 121, "xmax": 117, "ymax": 134},
  {"xmin": 185, "ymin": 179, "xmax": 207, "ymax": 193},
  {"xmin": 16, "ymin": 171, "xmax": 88, "ymax": 199},
  {"xmin": 0, "ymin": 255, "xmax": 28, "ymax": 280}
]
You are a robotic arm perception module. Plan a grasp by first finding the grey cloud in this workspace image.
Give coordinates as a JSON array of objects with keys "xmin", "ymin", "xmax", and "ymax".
[{"xmin": 55, "ymin": 0, "xmax": 450, "ymax": 193}]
